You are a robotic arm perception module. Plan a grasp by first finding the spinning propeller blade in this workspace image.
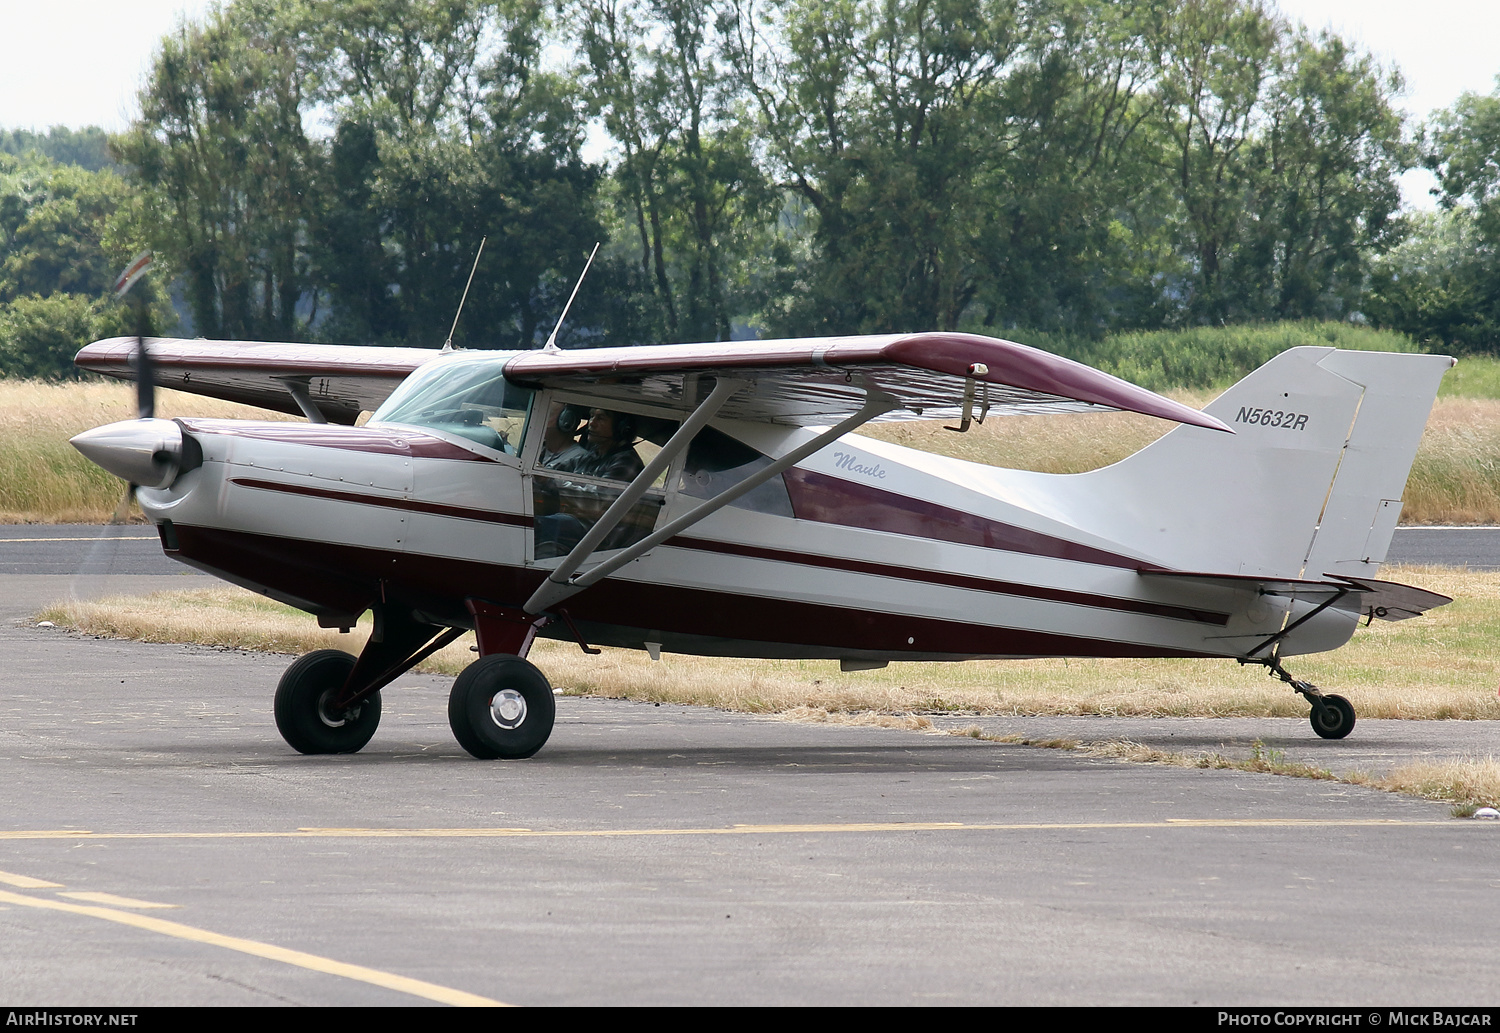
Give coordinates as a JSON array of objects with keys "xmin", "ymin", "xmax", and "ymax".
[
  {"xmin": 134, "ymin": 334, "xmax": 155, "ymax": 420},
  {"xmin": 113, "ymin": 335, "xmax": 156, "ymax": 523}
]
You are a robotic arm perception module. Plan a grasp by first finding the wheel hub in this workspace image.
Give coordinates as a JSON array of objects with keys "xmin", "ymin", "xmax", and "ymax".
[
  {"xmin": 316, "ymin": 689, "xmax": 358, "ymax": 729},
  {"xmin": 489, "ymin": 689, "xmax": 528, "ymax": 729}
]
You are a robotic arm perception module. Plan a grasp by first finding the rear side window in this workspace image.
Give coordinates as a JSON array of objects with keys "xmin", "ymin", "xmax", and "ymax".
[{"xmin": 679, "ymin": 427, "xmax": 794, "ymax": 517}]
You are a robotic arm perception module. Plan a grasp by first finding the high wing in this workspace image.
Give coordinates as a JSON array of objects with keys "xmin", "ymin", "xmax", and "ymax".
[
  {"xmin": 501, "ymin": 333, "xmax": 1231, "ymax": 430},
  {"xmin": 77, "ymin": 332, "xmax": 1231, "ymax": 433},
  {"xmin": 75, "ymin": 336, "xmax": 438, "ymax": 424}
]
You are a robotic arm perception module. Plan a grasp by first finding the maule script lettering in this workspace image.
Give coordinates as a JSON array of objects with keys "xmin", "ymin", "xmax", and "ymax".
[{"xmin": 832, "ymin": 451, "xmax": 887, "ymax": 479}]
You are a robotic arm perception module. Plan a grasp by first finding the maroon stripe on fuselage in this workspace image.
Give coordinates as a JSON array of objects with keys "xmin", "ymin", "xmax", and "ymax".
[
  {"xmin": 182, "ymin": 420, "xmax": 493, "ymax": 462},
  {"xmin": 668, "ymin": 536, "xmax": 1228, "ymax": 626},
  {"xmin": 230, "ymin": 477, "xmax": 530, "ymax": 526},
  {"xmin": 783, "ymin": 468, "xmax": 1145, "ymax": 569},
  {"xmin": 165, "ymin": 524, "xmax": 1225, "ymax": 660}
]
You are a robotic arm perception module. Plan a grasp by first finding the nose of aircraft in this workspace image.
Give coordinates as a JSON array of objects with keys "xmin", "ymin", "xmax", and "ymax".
[{"xmin": 70, "ymin": 418, "xmax": 184, "ymax": 489}]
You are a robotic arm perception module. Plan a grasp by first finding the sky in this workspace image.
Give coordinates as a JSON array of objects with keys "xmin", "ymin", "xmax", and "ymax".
[{"xmin": 2, "ymin": 0, "xmax": 1497, "ymax": 205}]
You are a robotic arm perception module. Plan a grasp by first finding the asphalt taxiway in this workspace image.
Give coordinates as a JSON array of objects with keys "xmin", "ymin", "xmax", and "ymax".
[{"xmin": 2, "ymin": 531, "xmax": 1499, "ymax": 1005}]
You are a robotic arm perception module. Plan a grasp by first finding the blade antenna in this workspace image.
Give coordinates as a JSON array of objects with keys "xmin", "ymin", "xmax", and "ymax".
[
  {"xmin": 542, "ymin": 242, "xmax": 601, "ymax": 353},
  {"xmin": 443, "ymin": 236, "xmax": 487, "ymax": 353}
]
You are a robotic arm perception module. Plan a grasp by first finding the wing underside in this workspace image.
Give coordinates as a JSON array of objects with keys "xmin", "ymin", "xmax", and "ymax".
[
  {"xmin": 500, "ymin": 333, "xmax": 1231, "ymax": 430},
  {"xmin": 75, "ymin": 337, "xmax": 438, "ymax": 424}
]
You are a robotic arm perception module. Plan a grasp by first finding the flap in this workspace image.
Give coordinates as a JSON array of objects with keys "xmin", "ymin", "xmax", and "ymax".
[{"xmin": 75, "ymin": 337, "xmax": 439, "ymax": 425}]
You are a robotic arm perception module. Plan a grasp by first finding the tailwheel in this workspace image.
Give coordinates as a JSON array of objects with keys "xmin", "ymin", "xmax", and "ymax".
[
  {"xmin": 1241, "ymin": 654, "xmax": 1357, "ymax": 741},
  {"xmin": 1309, "ymin": 693, "xmax": 1356, "ymax": 740},
  {"xmin": 274, "ymin": 649, "xmax": 381, "ymax": 754},
  {"xmin": 448, "ymin": 654, "xmax": 556, "ymax": 759}
]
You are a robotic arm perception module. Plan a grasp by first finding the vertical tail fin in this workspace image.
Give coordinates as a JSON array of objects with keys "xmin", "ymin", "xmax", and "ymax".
[{"xmin": 1070, "ymin": 347, "xmax": 1452, "ymax": 577}]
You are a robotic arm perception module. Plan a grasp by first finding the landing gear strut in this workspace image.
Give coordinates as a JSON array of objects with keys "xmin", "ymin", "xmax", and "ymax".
[
  {"xmin": 1240, "ymin": 654, "xmax": 1356, "ymax": 740},
  {"xmin": 272, "ymin": 600, "xmax": 562, "ymax": 759}
]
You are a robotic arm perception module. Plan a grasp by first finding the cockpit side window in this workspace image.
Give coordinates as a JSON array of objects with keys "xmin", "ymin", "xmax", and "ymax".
[
  {"xmin": 531, "ymin": 405, "xmax": 681, "ymax": 559},
  {"xmin": 371, "ymin": 357, "xmax": 532, "ymax": 455}
]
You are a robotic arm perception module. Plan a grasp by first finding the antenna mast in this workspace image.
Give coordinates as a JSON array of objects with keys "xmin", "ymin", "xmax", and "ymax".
[
  {"xmin": 543, "ymin": 242, "xmax": 601, "ymax": 353},
  {"xmin": 443, "ymin": 236, "xmax": 487, "ymax": 352}
]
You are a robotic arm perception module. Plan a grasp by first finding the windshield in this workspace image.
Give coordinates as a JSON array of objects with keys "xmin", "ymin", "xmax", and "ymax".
[{"xmin": 371, "ymin": 353, "xmax": 532, "ymax": 455}]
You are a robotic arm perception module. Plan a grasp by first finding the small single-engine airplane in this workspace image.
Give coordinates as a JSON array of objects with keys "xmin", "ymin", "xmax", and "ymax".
[{"xmin": 70, "ymin": 332, "xmax": 1453, "ymax": 758}]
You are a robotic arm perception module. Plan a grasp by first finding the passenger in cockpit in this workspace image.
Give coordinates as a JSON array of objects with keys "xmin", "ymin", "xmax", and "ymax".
[{"xmin": 539, "ymin": 402, "xmax": 588, "ymax": 469}]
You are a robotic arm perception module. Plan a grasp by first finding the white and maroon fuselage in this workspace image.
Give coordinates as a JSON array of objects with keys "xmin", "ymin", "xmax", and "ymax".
[{"xmin": 134, "ymin": 407, "xmax": 1295, "ymax": 666}]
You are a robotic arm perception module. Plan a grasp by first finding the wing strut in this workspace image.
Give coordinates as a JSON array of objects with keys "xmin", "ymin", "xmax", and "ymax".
[
  {"xmin": 276, "ymin": 378, "xmax": 329, "ymax": 424},
  {"xmin": 524, "ymin": 386, "xmax": 898, "ymax": 615},
  {"xmin": 525, "ymin": 376, "xmax": 747, "ymax": 613}
]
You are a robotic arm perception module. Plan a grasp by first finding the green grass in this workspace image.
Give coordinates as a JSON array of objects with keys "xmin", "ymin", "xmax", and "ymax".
[
  {"xmin": 1006, "ymin": 321, "xmax": 1422, "ymax": 393},
  {"xmin": 1437, "ymin": 356, "xmax": 1500, "ymax": 398}
]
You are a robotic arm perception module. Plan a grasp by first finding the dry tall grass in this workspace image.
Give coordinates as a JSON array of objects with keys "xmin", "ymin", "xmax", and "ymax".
[
  {"xmin": 0, "ymin": 381, "xmax": 294, "ymax": 523},
  {"xmin": 38, "ymin": 565, "xmax": 1500, "ymax": 721},
  {"xmin": 1373, "ymin": 758, "xmax": 1500, "ymax": 810},
  {"xmin": 13, "ymin": 380, "xmax": 1500, "ymax": 523}
]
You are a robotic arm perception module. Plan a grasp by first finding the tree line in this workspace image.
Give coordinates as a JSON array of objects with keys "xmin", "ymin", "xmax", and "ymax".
[{"xmin": 1, "ymin": 0, "xmax": 1499, "ymax": 379}]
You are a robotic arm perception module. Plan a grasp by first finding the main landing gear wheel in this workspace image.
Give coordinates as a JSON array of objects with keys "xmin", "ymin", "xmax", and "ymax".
[
  {"xmin": 274, "ymin": 649, "xmax": 382, "ymax": 755},
  {"xmin": 448, "ymin": 654, "xmax": 555, "ymax": 759},
  {"xmin": 1309, "ymin": 693, "xmax": 1356, "ymax": 740}
]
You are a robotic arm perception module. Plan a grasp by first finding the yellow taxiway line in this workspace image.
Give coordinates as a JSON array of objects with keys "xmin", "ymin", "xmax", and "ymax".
[
  {"xmin": 0, "ymin": 817, "xmax": 1466, "ymax": 843},
  {"xmin": 0, "ymin": 889, "xmax": 507, "ymax": 1007}
]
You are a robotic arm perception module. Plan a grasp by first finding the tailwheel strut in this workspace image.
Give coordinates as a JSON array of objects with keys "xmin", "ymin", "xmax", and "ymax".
[{"xmin": 1239, "ymin": 655, "xmax": 1356, "ymax": 740}]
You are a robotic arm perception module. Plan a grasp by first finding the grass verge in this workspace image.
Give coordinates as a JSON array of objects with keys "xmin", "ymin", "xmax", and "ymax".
[
  {"xmin": 943, "ymin": 727, "xmax": 1500, "ymax": 813},
  {"xmin": 36, "ymin": 564, "xmax": 1500, "ymax": 721},
  {"xmin": 0, "ymin": 381, "xmax": 294, "ymax": 523}
]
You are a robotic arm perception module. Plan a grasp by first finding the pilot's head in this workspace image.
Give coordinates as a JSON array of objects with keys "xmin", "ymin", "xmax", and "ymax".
[{"xmin": 588, "ymin": 409, "xmax": 635, "ymax": 450}]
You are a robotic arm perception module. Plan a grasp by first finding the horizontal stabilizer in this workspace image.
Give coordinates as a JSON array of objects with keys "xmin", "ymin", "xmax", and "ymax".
[{"xmin": 1139, "ymin": 568, "xmax": 1451, "ymax": 623}]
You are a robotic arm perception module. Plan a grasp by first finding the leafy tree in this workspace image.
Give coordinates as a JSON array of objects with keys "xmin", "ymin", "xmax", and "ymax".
[
  {"xmin": 1368, "ymin": 82, "xmax": 1500, "ymax": 352},
  {"xmin": 1231, "ymin": 30, "xmax": 1408, "ymax": 321},
  {"xmin": 573, "ymin": 0, "xmax": 773, "ymax": 342},
  {"xmin": 307, "ymin": 0, "xmax": 608, "ymax": 347},
  {"xmin": 0, "ymin": 293, "xmax": 127, "ymax": 380},
  {"xmin": 116, "ymin": 0, "xmax": 318, "ymax": 340},
  {"xmin": 0, "ymin": 126, "xmax": 117, "ymax": 172},
  {"xmin": 727, "ymin": 0, "xmax": 1028, "ymax": 334},
  {"xmin": 0, "ymin": 153, "xmax": 163, "ymax": 376},
  {"xmin": 0, "ymin": 155, "xmax": 133, "ymax": 302}
]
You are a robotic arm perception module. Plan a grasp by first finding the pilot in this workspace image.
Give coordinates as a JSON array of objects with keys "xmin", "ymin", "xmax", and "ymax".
[
  {"xmin": 558, "ymin": 409, "xmax": 646, "ymax": 482},
  {"xmin": 533, "ymin": 408, "xmax": 646, "ymax": 557}
]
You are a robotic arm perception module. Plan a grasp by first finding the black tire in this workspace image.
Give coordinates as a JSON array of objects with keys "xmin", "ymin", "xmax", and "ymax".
[
  {"xmin": 1309, "ymin": 693, "xmax": 1356, "ymax": 740},
  {"xmin": 274, "ymin": 649, "xmax": 381, "ymax": 755},
  {"xmin": 448, "ymin": 654, "xmax": 555, "ymax": 759}
]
